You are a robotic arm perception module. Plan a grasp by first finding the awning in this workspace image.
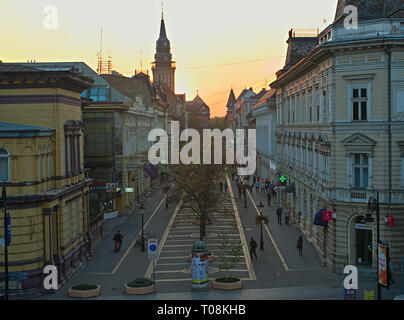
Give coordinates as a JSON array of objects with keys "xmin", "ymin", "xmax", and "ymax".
[{"xmin": 313, "ymin": 208, "xmax": 328, "ymax": 227}]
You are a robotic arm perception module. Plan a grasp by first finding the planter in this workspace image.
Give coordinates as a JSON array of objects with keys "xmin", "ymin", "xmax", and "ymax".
[
  {"xmin": 212, "ymin": 278, "xmax": 242, "ymax": 290},
  {"xmin": 124, "ymin": 283, "xmax": 155, "ymax": 295},
  {"xmin": 68, "ymin": 285, "xmax": 101, "ymax": 298}
]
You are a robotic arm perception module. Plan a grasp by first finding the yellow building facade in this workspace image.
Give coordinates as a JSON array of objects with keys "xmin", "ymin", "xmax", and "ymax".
[{"xmin": 0, "ymin": 64, "xmax": 93, "ymax": 298}]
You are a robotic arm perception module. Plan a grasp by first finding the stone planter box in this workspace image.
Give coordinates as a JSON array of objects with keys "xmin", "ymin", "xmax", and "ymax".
[
  {"xmin": 212, "ymin": 279, "xmax": 242, "ymax": 290},
  {"xmin": 68, "ymin": 285, "xmax": 101, "ymax": 298},
  {"xmin": 124, "ymin": 283, "xmax": 155, "ymax": 295}
]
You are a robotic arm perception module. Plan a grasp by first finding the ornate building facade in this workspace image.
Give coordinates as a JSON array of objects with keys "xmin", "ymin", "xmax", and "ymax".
[{"xmin": 271, "ymin": 0, "xmax": 404, "ymax": 273}]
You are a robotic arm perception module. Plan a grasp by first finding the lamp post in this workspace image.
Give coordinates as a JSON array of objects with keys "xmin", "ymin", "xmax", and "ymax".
[
  {"xmin": 1, "ymin": 181, "xmax": 9, "ymax": 301},
  {"xmin": 365, "ymin": 192, "xmax": 381, "ymax": 300},
  {"xmin": 259, "ymin": 210, "xmax": 264, "ymax": 250},
  {"xmin": 140, "ymin": 202, "xmax": 145, "ymax": 252},
  {"xmin": 165, "ymin": 183, "xmax": 169, "ymax": 209}
]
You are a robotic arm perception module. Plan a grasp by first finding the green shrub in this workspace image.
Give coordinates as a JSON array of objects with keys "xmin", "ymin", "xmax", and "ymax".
[
  {"xmin": 215, "ymin": 277, "xmax": 240, "ymax": 283},
  {"xmin": 71, "ymin": 284, "xmax": 98, "ymax": 291},
  {"xmin": 127, "ymin": 277, "xmax": 154, "ymax": 288}
]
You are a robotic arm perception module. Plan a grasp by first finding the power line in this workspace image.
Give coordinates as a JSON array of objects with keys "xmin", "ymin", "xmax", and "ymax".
[{"xmin": 178, "ymin": 56, "xmax": 285, "ymax": 70}]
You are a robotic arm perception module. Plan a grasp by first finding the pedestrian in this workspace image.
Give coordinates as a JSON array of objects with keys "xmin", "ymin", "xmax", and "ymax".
[
  {"xmin": 224, "ymin": 182, "xmax": 228, "ymax": 194},
  {"xmin": 276, "ymin": 206, "xmax": 282, "ymax": 225},
  {"xmin": 253, "ymin": 176, "xmax": 256, "ymax": 184},
  {"xmin": 261, "ymin": 182, "xmax": 266, "ymax": 195},
  {"xmin": 249, "ymin": 237, "xmax": 258, "ymax": 260},
  {"xmin": 243, "ymin": 185, "xmax": 247, "ymax": 199},
  {"xmin": 250, "ymin": 180, "xmax": 254, "ymax": 192},
  {"xmin": 284, "ymin": 208, "xmax": 290, "ymax": 225},
  {"xmin": 219, "ymin": 181, "xmax": 223, "ymax": 193},
  {"xmin": 265, "ymin": 179, "xmax": 269, "ymax": 193},
  {"xmin": 255, "ymin": 181, "xmax": 260, "ymax": 193},
  {"xmin": 297, "ymin": 235, "xmax": 303, "ymax": 256},
  {"xmin": 238, "ymin": 184, "xmax": 242, "ymax": 199},
  {"xmin": 267, "ymin": 191, "xmax": 272, "ymax": 207}
]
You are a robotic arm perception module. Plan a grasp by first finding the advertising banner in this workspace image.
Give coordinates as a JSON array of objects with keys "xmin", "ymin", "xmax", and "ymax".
[
  {"xmin": 191, "ymin": 253, "xmax": 209, "ymax": 288},
  {"xmin": 378, "ymin": 243, "xmax": 388, "ymax": 287}
]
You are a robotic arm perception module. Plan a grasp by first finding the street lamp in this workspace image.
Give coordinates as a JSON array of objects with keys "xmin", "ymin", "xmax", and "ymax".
[
  {"xmin": 140, "ymin": 202, "xmax": 145, "ymax": 252},
  {"xmin": 256, "ymin": 209, "xmax": 269, "ymax": 250},
  {"xmin": 364, "ymin": 192, "xmax": 381, "ymax": 300},
  {"xmin": 164, "ymin": 183, "xmax": 169, "ymax": 209}
]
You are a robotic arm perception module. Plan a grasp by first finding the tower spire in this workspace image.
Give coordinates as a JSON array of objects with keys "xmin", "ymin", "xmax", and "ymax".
[{"xmin": 161, "ymin": 2, "xmax": 164, "ymax": 20}]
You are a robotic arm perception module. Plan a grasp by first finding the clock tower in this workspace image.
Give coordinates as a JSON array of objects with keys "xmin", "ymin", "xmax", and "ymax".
[{"xmin": 151, "ymin": 10, "xmax": 176, "ymax": 93}]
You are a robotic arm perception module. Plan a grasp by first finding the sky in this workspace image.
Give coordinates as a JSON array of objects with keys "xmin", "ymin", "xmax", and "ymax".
[{"xmin": 0, "ymin": 0, "xmax": 338, "ymax": 117}]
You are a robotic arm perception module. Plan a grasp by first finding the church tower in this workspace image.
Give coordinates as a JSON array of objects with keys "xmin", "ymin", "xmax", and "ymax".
[{"xmin": 152, "ymin": 9, "xmax": 176, "ymax": 93}]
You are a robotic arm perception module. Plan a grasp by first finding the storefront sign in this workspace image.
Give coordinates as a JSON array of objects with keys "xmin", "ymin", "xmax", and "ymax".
[
  {"xmin": 106, "ymin": 183, "xmax": 116, "ymax": 192},
  {"xmin": 89, "ymin": 182, "xmax": 106, "ymax": 191}
]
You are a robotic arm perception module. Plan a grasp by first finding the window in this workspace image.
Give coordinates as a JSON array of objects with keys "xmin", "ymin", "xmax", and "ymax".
[
  {"xmin": 48, "ymin": 146, "xmax": 51, "ymax": 177},
  {"xmin": 75, "ymin": 200, "xmax": 79, "ymax": 234},
  {"xmin": 0, "ymin": 148, "xmax": 9, "ymax": 181},
  {"xmin": 43, "ymin": 146, "xmax": 46, "ymax": 179},
  {"xmin": 66, "ymin": 136, "xmax": 71, "ymax": 174},
  {"xmin": 353, "ymin": 154, "xmax": 369, "ymax": 188},
  {"xmin": 68, "ymin": 203, "xmax": 72, "ymax": 240},
  {"xmin": 352, "ymin": 88, "xmax": 368, "ymax": 121},
  {"xmin": 38, "ymin": 146, "xmax": 41, "ymax": 179}
]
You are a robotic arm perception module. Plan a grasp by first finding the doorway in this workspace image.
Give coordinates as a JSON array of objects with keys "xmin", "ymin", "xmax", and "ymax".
[{"xmin": 355, "ymin": 226, "xmax": 372, "ymax": 265}]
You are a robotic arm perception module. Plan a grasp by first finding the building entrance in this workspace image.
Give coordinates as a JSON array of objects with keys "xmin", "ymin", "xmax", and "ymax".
[{"xmin": 355, "ymin": 225, "xmax": 372, "ymax": 265}]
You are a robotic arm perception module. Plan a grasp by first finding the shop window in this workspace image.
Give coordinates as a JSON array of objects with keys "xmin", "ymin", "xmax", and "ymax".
[{"xmin": 0, "ymin": 148, "xmax": 9, "ymax": 181}]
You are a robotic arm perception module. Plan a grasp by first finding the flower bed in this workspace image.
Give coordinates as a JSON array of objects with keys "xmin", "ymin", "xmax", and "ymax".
[
  {"xmin": 125, "ymin": 277, "xmax": 155, "ymax": 295},
  {"xmin": 68, "ymin": 284, "xmax": 101, "ymax": 298},
  {"xmin": 212, "ymin": 278, "xmax": 242, "ymax": 290}
]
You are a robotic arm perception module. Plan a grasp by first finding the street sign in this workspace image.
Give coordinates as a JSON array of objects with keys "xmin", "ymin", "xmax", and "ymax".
[
  {"xmin": 1, "ymin": 214, "xmax": 11, "ymax": 247},
  {"xmin": 148, "ymin": 238, "xmax": 158, "ymax": 261},
  {"xmin": 106, "ymin": 183, "xmax": 116, "ymax": 193},
  {"xmin": 9, "ymin": 272, "xmax": 28, "ymax": 281}
]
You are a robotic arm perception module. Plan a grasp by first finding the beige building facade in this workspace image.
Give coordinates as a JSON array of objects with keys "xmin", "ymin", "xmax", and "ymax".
[{"xmin": 271, "ymin": 2, "xmax": 404, "ymax": 274}]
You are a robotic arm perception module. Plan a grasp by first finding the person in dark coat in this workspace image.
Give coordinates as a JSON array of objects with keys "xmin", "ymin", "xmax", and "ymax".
[
  {"xmin": 249, "ymin": 237, "xmax": 258, "ymax": 260},
  {"xmin": 276, "ymin": 206, "xmax": 282, "ymax": 225},
  {"xmin": 297, "ymin": 235, "xmax": 303, "ymax": 256},
  {"xmin": 267, "ymin": 191, "xmax": 272, "ymax": 207},
  {"xmin": 219, "ymin": 181, "xmax": 223, "ymax": 193}
]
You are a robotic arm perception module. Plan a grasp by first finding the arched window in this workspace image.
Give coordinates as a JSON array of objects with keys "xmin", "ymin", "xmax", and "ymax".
[{"xmin": 0, "ymin": 148, "xmax": 10, "ymax": 181}]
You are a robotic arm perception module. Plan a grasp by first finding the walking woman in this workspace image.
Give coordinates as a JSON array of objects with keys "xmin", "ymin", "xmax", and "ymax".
[{"xmin": 297, "ymin": 235, "xmax": 303, "ymax": 256}]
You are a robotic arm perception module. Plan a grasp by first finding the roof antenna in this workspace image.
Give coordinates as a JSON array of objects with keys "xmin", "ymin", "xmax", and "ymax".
[{"xmin": 161, "ymin": 2, "xmax": 164, "ymax": 20}]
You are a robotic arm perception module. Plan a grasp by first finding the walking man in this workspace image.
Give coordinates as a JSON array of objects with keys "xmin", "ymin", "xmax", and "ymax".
[
  {"xmin": 219, "ymin": 181, "xmax": 223, "ymax": 193},
  {"xmin": 255, "ymin": 181, "xmax": 260, "ymax": 193},
  {"xmin": 276, "ymin": 206, "xmax": 282, "ymax": 225},
  {"xmin": 238, "ymin": 183, "xmax": 242, "ymax": 199},
  {"xmin": 224, "ymin": 182, "xmax": 228, "ymax": 194},
  {"xmin": 267, "ymin": 191, "xmax": 272, "ymax": 207},
  {"xmin": 297, "ymin": 235, "xmax": 303, "ymax": 256},
  {"xmin": 284, "ymin": 208, "xmax": 290, "ymax": 226},
  {"xmin": 249, "ymin": 237, "xmax": 258, "ymax": 260}
]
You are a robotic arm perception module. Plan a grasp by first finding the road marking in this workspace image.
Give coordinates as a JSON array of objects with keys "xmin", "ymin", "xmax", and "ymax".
[
  {"xmin": 111, "ymin": 194, "xmax": 167, "ymax": 274},
  {"xmin": 227, "ymin": 175, "xmax": 257, "ymax": 280},
  {"xmin": 243, "ymin": 179, "xmax": 290, "ymax": 272},
  {"xmin": 145, "ymin": 197, "xmax": 184, "ymax": 279}
]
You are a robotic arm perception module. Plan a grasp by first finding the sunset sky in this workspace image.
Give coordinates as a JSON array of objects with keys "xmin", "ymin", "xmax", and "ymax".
[{"xmin": 0, "ymin": 0, "xmax": 337, "ymax": 117}]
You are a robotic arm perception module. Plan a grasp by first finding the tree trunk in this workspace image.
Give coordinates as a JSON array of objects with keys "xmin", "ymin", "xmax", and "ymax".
[{"xmin": 200, "ymin": 208, "xmax": 207, "ymax": 241}]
